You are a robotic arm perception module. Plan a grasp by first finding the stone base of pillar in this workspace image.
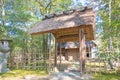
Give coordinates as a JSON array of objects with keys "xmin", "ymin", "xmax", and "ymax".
[
  {"xmin": 0, "ymin": 68, "xmax": 9, "ymax": 73},
  {"xmin": 54, "ymin": 67, "xmax": 59, "ymax": 73}
]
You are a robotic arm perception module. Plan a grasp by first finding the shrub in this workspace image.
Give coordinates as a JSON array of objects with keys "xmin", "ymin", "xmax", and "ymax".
[{"xmin": 116, "ymin": 66, "xmax": 120, "ymax": 74}]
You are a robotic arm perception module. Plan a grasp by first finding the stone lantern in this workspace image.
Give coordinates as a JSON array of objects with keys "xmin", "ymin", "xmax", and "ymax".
[{"xmin": 0, "ymin": 39, "xmax": 12, "ymax": 73}]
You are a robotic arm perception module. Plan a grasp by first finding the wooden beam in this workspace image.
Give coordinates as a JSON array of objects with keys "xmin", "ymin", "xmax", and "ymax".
[
  {"xmin": 52, "ymin": 26, "xmax": 94, "ymax": 42},
  {"xmin": 57, "ymin": 34, "xmax": 79, "ymax": 42},
  {"xmin": 58, "ymin": 37, "xmax": 79, "ymax": 42},
  {"xmin": 57, "ymin": 34, "xmax": 78, "ymax": 39}
]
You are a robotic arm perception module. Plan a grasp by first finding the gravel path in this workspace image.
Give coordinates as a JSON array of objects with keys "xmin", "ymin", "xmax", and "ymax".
[
  {"xmin": 17, "ymin": 72, "xmax": 93, "ymax": 80},
  {"xmin": 49, "ymin": 72, "xmax": 93, "ymax": 80}
]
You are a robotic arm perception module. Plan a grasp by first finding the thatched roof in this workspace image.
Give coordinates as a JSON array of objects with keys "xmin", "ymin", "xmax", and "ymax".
[
  {"xmin": 0, "ymin": 39, "xmax": 12, "ymax": 42},
  {"xmin": 30, "ymin": 7, "xmax": 95, "ymax": 42},
  {"xmin": 58, "ymin": 41, "xmax": 97, "ymax": 49}
]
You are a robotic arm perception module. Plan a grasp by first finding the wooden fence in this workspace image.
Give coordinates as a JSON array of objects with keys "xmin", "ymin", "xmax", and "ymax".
[
  {"xmin": 7, "ymin": 48, "xmax": 120, "ymax": 74},
  {"xmin": 86, "ymin": 50, "xmax": 120, "ymax": 74},
  {"xmin": 7, "ymin": 50, "xmax": 55, "ymax": 73}
]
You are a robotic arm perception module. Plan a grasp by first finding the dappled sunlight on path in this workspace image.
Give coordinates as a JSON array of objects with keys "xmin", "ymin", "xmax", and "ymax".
[
  {"xmin": 17, "ymin": 72, "xmax": 93, "ymax": 80},
  {"xmin": 49, "ymin": 72, "xmax": 93, "ymax": 80}
]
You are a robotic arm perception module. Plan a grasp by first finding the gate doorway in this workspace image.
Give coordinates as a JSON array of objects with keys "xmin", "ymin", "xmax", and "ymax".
[{"xmin": 29, "ymin": 7, "xmax": 96, "ymax": 75}]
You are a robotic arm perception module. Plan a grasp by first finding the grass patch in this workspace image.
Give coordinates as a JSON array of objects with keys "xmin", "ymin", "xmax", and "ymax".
[
  {"xmin": 86, "ymin": 62, "xmax": 104, "ymax": 67},
  {"xmin": 0, "ymin": 69, "xmax": 47, "ymax": 80},
  {"xmin": 92, "ymin": 71, "xmax": 120, "ymax": 80}
]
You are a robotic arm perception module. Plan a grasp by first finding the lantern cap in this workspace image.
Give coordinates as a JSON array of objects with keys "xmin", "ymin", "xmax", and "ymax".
[{"xmin": 0, "ymin": 38, "xmax": 12, "ymax": 42}]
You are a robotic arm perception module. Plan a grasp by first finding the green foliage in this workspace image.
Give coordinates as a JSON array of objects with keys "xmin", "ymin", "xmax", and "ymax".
[
  {"xmin": 0, "ymin": 0, "xmax": 75, "ymax": 71},
  {"xmin": 97, "ymin": 0, "xmax": 120, "ymax": 59},
  {"xmin": 98, "ymin": 0, "xmax": 120, "ymax": 38},
  {"xmin": 98, "ymin": 51, "xmax": 120, "ymax": 62},
  {"xmin": 0, "ymin": 0, "xmax": 73, "ymax": 51},
  {"xmin": 52, "ymin": 0, "xmax": 72, "ymax": 12}
]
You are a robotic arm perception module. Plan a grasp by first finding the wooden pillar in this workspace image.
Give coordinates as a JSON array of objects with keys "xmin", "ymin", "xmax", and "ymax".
[
  {"xmin": 88, "ymin": 43, "xmax": 91, "ymax": 58},
  {"xmin": 66, "ymin": 50, "xmax": 68, "ymax": 60},
  {"xmin": 54, "ymin": 40, "xmax": 58, "ymax": 67},
  {"xmin": 59, "ymin": 41, "xmax": 62, "ymax": 70},
  {"xmin": 48, "ymin": 33, "xmax": 51, "ymax": 74},
  {"xmin": 79, "ymin": 29, "xmax": 86, "ymax": 75},
  {"xmin": 54, "ymin": 39, "xmax": 59, "ymax": 72}
]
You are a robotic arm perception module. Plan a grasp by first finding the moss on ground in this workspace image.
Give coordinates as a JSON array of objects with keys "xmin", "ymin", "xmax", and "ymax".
[
  {"xmin": 0, "ymin": 69, "xmax": 47, "ymax": 80},
  {"xmin": 92, "ymin": 71, "xmax": 120, "ymax": 80}
]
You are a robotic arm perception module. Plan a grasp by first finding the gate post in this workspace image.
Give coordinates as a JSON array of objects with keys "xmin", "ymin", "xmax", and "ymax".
[
  {"xmin": 54, "ymin": 40, "xmax": 59, "ymax": 72},
  {"xmin": 79, "ymin": 29, "xmax": 86, "ymax": 75}
]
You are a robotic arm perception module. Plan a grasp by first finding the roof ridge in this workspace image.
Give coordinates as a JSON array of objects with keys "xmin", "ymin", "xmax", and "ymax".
[{"xmin": 43, "ymin": 6, "xmax": 93, "ymax": 20}]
